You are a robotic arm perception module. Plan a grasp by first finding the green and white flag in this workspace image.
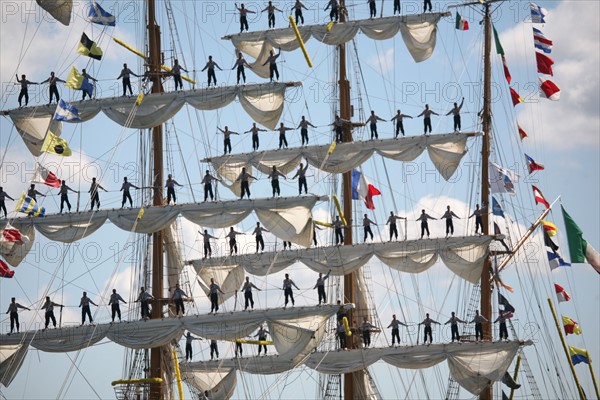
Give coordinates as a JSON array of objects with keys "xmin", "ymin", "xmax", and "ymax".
[{"xmin": 562, "ymin": 205, "xmax": 600, "ymax": 274}]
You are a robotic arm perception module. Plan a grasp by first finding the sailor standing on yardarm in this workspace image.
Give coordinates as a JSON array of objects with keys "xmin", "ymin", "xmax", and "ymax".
[
  {"xmin": 255, "ymin": 324, "xmax": 270, "ymax": 355},
  {"xmin": 333, "ymin": 216, "xmax": 344, "ymax": 245},
  {"xmin": 201, "ymin": 56, "xmax": 222, "ymax": 87},
  {"xmin": 108, "ymin": 289, "xmax": 126, "ymax": 322},
  {"xmin": 297, "ymin": 116, "xmax": 317, "ymax": 146},
  {"xmin": 275, "ymin": 122, "xmax": 294, "ymax": 149},
  {"xmin": 0, "ymin": 187, "xmax": 14, "ymax": 218},
  {"xmin": 120, "ymin": 177, "xmax": 140, "ymax": 208},
  {"xmin": 218, "ymin": 126, "xmax": 240, "ymax": 155},
  {"xmin": 262, "ymin": 48, "xmax": 281, "ymax": 82},
  {"xmin": 390, "ymin": 110, "xmax": 413, "ymax": 137},
  {"xmin": 209, "ymin": 278, "xmax": 226, "ymax": 314},
  {"xmin": 268, "ymin": 166, "xmax": 286, "ymax": 198},
  {"xmin": 236, "ymin": 3, "xmax": 256, "ymax": 32},
  {"xmin": 171, "ymin": 283, "xmax": 188, "ymax": 316},
  {"xmin": 170, "ymin": 59, "xmax": 188, "ymax": 91},
  {"xmin": 135, "ymin": 287, "xmax": 153, "ymax": 320},
  {"xmin": 253, "ymin": 222, "xmax": 269, "ymax": 253},
  {"xmin": 314, "ymin": 269, "xmax": 331, "ymax": 305},
  {"xmin": 201, "ymin": 170, "xmax": 221, "ymax": 202},
  {"xmin": 261, "ymin": 1, "xmax": 282, "ymax": 29},
  {"xmin": 386, "ymin": 211, "xmax": 405, "ymax": 241},
  {"xmin": 441, "ymin": 205, "xmax": 460, "ymax": 237},
  {"xmin": 469, "ymin": 204, "xmax": 486, "ymax": 235},
  {"xmin": 6, "ymin": 297, "xmax": 30, "ymax": 334},
  {"xmin": 366, "ymin": 110, "xmax": 386, "ymax": 140},
  {"xmin": 470, "ymin": 310, "xmax": 488, "ymax": 342},
  {"xmin": 41, "ymin": 296, "xmax": 63, "ymax": 330},
  {"xmin": 240, "ymin": 276, "xmax": 261, "ymax": 310},
  {"xmin": 41, "ymin": 71, "xmax": 65, "ymax": 105},
  {"xmin": 58, "ymin": 180, "xmax": 77, "ymax": 213},
  {"xmin": 445, "ymin": 311, "xmax": 467, "ymax": 342},
  {"xmin": 88, "ymin": 177, "xmax": 107, "ymax": 211},
  {"xmin": 446, "ymin": 97, "xmax": 465, "ymax": 132},
  {"xmin": 418, "ymin": 313, "xmax": 440, "ymax": 344},
  {"xmin": 417, "ymin": 209, "xmax": 436, "ymax": 239},
  {"xmin": 236, "ymin": 167, "xmax": 256, "ymax": 199},
  {"xmin": 199, "ymin": 230, "xmax": 218, "ymax": 258},
  {"xmin": 282, "ymin": 273, "xmax": 299, "ymax": 308},
  {"xmin": 244, "ymin": 123, "xmax": 267, "ymax": 151},
  {"xmin": 27, "ymin": 184, "xmax": 45, "ymax": 201},
  {"xmin": 292, "ymin": 161, "xmax": 310, "ymax": 195},
  {"xmin": 165, "ymin": 174, "xmax": 183, "ymax": 205},
  {"xmin": 292, "ymin": 0, "xmax": 308, "ymax": 25},
  {"xmin": 15, "ymin": 74, "xmax": 38, "ymax": 107},
  {"xmin": 387, "ymin": 314, "xmax": 408, "ymax": 346},
  {"xmin": 185, "ymin": 332, "xmax": 201, "ymax": 361},
  {"xmin": 232, "ymin": 52, "xmax": 249, "ymax": 85},
  {"xmin": 363, "ymin": 214, "xmax": 377, "ymax": 242},
  {"xmin": 417, "ymin": 104, "xmax": 439, "ymax": 134},
  {"xmin": 79, "ymin": 291, "xmax": 98, "ymax": 325},
  {"xmin": 226, "ymin": 227, "xmax": 244, "ymax": 255},
  {"xmin": 116, "ymin": 63, "xmax": 141, "ymax": 96}
]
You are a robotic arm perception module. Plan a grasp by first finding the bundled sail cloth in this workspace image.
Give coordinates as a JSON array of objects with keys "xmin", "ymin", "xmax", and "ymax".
[
  {"xmin": 190, "ymin": 236, "xmax": 494, "ymax": 284},
  {"xmin": 5, "ymin": 83, "xmax": 302, "ymax": 153},
  {"xmin": 206, "ymin": 133, "xmax": 477, "ymax": 195},
  {"xmin": 224, "ymin": 13, "xmax": 448, "ymax": 77}
]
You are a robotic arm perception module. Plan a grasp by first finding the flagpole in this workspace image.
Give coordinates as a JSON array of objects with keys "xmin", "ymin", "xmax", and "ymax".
[
  {"xmin": 586, "ymin": 350, "xmax": 600, "ymax": 400},
  {"xmin": 547, "ymin": 297, "xmax": 586, "ymax": 399},
  {"xmin": 508, "ymin": 354, "xmax": 522, "ymax": 400}
]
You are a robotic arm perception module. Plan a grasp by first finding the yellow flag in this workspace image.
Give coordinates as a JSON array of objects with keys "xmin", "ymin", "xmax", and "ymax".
[
  {"xmin": 66, "ymin": 66, "xmax": 84, "ymax": 90},
  {"xmin": 41, "ymin": 130, "xmax": 72, "ymax": 156},
  {"xmin": 541, "ymin": 220, "xmax": 558, "ymax": 237},
  {"xmin": 327, "ymin": 141, "xmax": 337, "ymax": 155},
  {"xmin": 137, "ymin": 208, "xmax": 145, "ymax": 220}
]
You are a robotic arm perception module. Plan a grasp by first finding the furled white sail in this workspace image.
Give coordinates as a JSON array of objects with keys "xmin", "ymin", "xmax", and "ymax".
[
  {"xmin": 182, "ymin": 369, "xmax": 236, "ymax": 400},
  {"xmin": 4, "ymin": 83, "xmax": 301, "ymax": 153},
  {"xmin": 224, "ymin": 13, "xmax": 449, "ymax": 78},
  {"xmin": 206, "ymin": 133, "xmax": 477, "ymax": 191},
  {"xmin": 189, "ymin": 236, "xmax": 493, "ymax": 284},
  {"xmin": 6, "ymin": 196, "xmax": 324, "ymax": 265},
  {"xmin": 304, "ymin": 341, "xmax": 530, "ymax": 396},
  {"xmin": 0, "ymin": 344, "xmax": 28, "ymax": 387}
]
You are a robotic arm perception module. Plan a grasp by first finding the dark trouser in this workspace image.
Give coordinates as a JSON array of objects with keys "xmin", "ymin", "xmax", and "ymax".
[
  {"xmin": 175, "ymin": 298, "xmax": 185, "ymax": 315},
  {"xmin": 475, "ymin": 323, "xmax": 483, "ymax": 341},
  {"xmin": 395, "ymin": 121, "xmax": 405, "ymax": 137},
  {"xmin": 123, "ymin": 78, "xmax": 133, "ymax": 96},
  {"xmin": 186, "ymin": 343, "xmax": 192, "ymax": 360},
  {"xmin": 141, "ymin": 301, "xmax": 150, "ymax": 319},
  {"xmin": 224, "ymin": 137, "xmax": 231, "ymax": 154},
  {"xmin": 258, "ymin": 337, "xmax": 267, "ymax": 354},
  {"xmin": 210, "ymin": 292, "xmax": 219, "ymax": 313},
  {"xmin": 18, "ymin": 89, "xmax": 28, "ymax": 106},
  {"xmin": 370, "ymin": 123, "xmax": 378, "ymax": 139},
  {"xmin": 363, "ymin": 330, "xmax": 371, "ymax": 347},
  {"xmin": 283, "ymin": 241, "xmax": 292, "ymax": 249},
  {"xmin": 60, "ymin": 194, "xmax": 71, "ymax": 212},
  {"xmin": 235, "ymin": 342, "xmax": 243, "ymax": 356},
  {"xmin": 111, "ymin": 304, "xmax": 121, "ymax": 321},
  {"xmin": 394, "ymin": 0, "xmax": 400, "ymax": 14},
  {"xmin": 451, "ymin": 324, "xmax": 460, "ymax": 342},
  {"xmin": 335, "ymin": 127, "xmax": 343, "ymax": 142},
  {"xmin": 424, "ymin": 0, "xmax": 432, "ymax": 12},
  {"xmin": 499, "ymin": 322, "xmax": 508, "ymax": 339},
  {"xmin": 313, "ymin": 229, "xmax": 318, "ymax": 246},
  {"xmin": 389, "ymin": 223, "xmax": 398, "ymax": 240},
  {"xmin": 240, "ymin": 181, "xmax": 250, "ymax": 199},
  {"xmin": 0, "ymin": 201, "xmax": 6, "ymax": 217},
  {"xmin": 244, "ymin": 291, "xmax": 254, "ymax": 310},
  {"xmin": 49, "ymin": 85, "xmax": 59, "ymax": 104},
  {"xmin": 295, "ymin": 9, "xmax": 304, "ymax": 24},
  {"xmin": 424, "ymin": 326, "xmax": 433, "ymax": 343},
  {"xmin": 91, "ymin": 193, "xmax": 100, "ymax": 210},
  {"xmin": 252, "ymin": 134, "xmax": 259, "ymax": 150},
  {"xmin": 204, "ymin": 183, "xmax": 214, "ymax": 201},
  {"xmin": 122, "ymin": 191, "xmax": 133, "ymax": 207},
  {"xmin": 330, "ymin": 6, "xmax": 339, "ymax": 21},
  {"xmin": 271, "ymin": 180, "xmax": 280, "ymax": 197},
  {"xmin": 338, "ymin": 332, "xmax": 346, "ymax": 348},
  {"xmin": 207, "ymin": 69, "xmax": 217, "ymax": 86},
  {"xmin": 301, "ymin": 128, "xmax": 309, "ymax": 145},
  {"xmin": 475, "ymin": 216, "xmax": 483, "ymax": 233},
  {"xmin": 421, "ymin": 222, "xmax": 430, "ymax": 238},
  {"xmin": 45, "ymin": 311, "xmax": 56, "ymax": 328},
  {"xmin": 299, "ymin": 177, "xmax": 307, "ymax": 194},
  {"xmin": 174, "ymin": 74, "xmax": 183, "ymax": 90},
  {"xmin": 10, "ymin": 311, "xmax": 19, "ymax": 333},
  {"xmin": 446, "ymin": 218, "xmax": 454, "ymax": 235},
  {"xmin": 369, "ymin": 2, "xmax": 376, "ymax": 17},
  {"xmin": 167, "ymin": 187, "xmax": 176, "ymax": 204},
  {"xmin": 229, "ymin": 238, "xmax": 238, "ymax": 254},
  {"xmin": 453, "ymin": 115, "xmax": 461, "ymax": 131},
  {"xmin": 364, "ymin": 226, "xmax": 373, "ymax": 241},
  {"xmin": 82, "ymin": 305, "xmax": 93, "ymax": 324},
  {"xmin": 203, "ymin": 242, "xmax": 212, "ymax": 258},
  {"xmin": 269, "ymin": 64, "xmax": 279, "ymax": 81},
  {"xmin": 335, "ymin": 228, "xmax": 344, "ymax": 244},
  {"xmin": 391, "ymin": 328, "xmax": 400, "ymax": 345},
  {"xmin": 284, "ymin": 287, "xmax": 294, "ymax": 306},
  {"xmin": 279, "ymin": 133, "xmax": 288, "ymax": 148},
  {"xmin": 256, "ymin": 234, "xmax": 265, "ymax": 251},
  {"xmin": 240, "ymin": 15, "xmax": 248, "ymax": 31},
  {"xmin": 268, "ymin": 12, "xmax": 275, "ymax": 28},
  {"xmin": 237, "ymin": 66, "xmax": 246, "ymax": 84},
  {"xmin": 210, "ymin": 342, "xmax": 219, "ymax": 359},
  {"xmin": 424, "ymin": 117, "xmax": 432, "ymax": 133},
  {"xmin": 317, "ymin": 285, "xmax": 326, "ymax": 304}
]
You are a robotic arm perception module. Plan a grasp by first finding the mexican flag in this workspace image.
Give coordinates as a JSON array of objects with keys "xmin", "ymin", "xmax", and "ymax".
[
  {"xmin": 562, "ymin": 205, "xmax": 600, "ymax": 274},
  {"xmin": 455, "ymin": 12, "xmax": 469, "ymax": 30}
]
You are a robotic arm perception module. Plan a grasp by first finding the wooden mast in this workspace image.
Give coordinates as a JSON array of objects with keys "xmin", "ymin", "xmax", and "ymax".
[
  {"xmin": 147, "ymin": 0, "xmax": 165, "ymax": 398},
  {"xmin": 480, "ymin": 2, "xmax": 493, "ymax": 399},
  {"xmin": 337, "ymin": 2, "xmax": 364, "ymax": 399}
]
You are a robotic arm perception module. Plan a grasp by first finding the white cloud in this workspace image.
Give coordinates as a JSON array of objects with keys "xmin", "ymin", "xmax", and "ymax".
[{"xmin": 369, "ymin": 47, "xmax": 395, "ymax": 74}]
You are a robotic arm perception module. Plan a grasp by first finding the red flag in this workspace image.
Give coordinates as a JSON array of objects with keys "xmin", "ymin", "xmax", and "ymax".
[
  {"xmin": 0, "ymin": 259, "xmax": 14, "ymax": 278},
  {"xmin": 2, "ymin": 228, "xmax": 22, "ymax": 242},
  {"xmin": 554, "ymin": 284, "xmax": 571, "ymax": 302},
  {"xmin": 502, "ymin": 55, "xmax": 512, "ymax": 84},
  {"xmin": 510, "ymin": 88, "xmax": 524, "ymax": 106},
  {"xmin": 536, "ymin": 52, "xmax": 554, "ymax": 76},
  {"xmin": 518, "ymin": 124, "xmax": 528, "ymax": 140},
  {"xmin": 33, "ymin": 164, "xmax": 61, "ymax": 188},
  {"xmin": 532, "ymin": 186, "xmax": 550, "ymax": 209},
  {"xmin": 563, "ymin": 316, "xmax": 582, "ymax": 335},
  {"xmin": 525, "ymin": 154, "xmax": 545, "ymax": 173},
  {"xmin": 539, "ymin": 77, "xmax": 561, "ymax": 100}
]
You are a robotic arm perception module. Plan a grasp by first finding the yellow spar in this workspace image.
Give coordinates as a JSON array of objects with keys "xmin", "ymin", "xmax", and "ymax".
[
  {"xmin": 288, "ymin": 16, "xmax": 313, "ymax": 68},
  {"xmin": 113, "ymin": 38, "xmax": 196, "ymax": 84}
]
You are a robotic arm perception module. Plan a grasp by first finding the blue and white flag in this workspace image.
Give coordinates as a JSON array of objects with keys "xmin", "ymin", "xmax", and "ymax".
[
  {"xmin": 547, "ymin": 251, "xmax": 571, "ymax": 270},
  {"xmin": 490, "ymin": 163, "xmax": 519, "ymax": 196},
  {"xmin": 533, "ymin": 28, "xmax": 553, "ymax": 53},
  {"xmin": 492, "ymin": 197, "xmax": 504, "ymax": 217},
  {"xmin": 53, "ymin": 99, "xmax": 81, "ymax": 122},
  {"xmin": 88, "ymin": 1, "xmax": 116, "ymax": 27},
  {"xmin": 530, "ymin": 2, "xmax": 548, "ymax": 24}
]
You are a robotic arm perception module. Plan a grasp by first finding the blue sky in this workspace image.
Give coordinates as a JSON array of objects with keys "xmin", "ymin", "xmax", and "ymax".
[{"xmin": 0, "ymin": 0, "xmax": 598, "ymax": 398}]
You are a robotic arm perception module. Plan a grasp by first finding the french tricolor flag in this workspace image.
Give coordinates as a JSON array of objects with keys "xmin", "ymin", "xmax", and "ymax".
[
  {"xmin": 533, "ymin": 28, "xmax": 553, "ymax": 53},
  {"xmin": 351, "ymin": 169, "xmax": 381, "ymax": 210}
]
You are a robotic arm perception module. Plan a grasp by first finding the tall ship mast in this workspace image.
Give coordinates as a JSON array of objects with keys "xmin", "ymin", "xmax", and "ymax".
[{"xmin": 1, "ymin": 1, "xmax": 599, "ymax": 399}]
